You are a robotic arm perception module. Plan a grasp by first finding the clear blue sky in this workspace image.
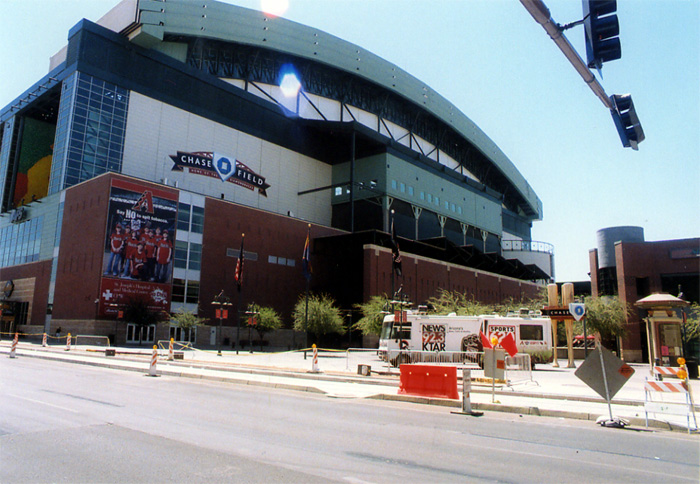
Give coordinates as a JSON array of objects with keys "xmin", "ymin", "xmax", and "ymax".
[{"xmin": 1, "ymin": 0, "xmax": 698, "ymax": 282}]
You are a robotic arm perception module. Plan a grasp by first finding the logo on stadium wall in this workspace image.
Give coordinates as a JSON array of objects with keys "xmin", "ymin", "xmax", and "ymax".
[{"xmin": 169, "ymin": 151, "xmax": 270, "ymax": 197}]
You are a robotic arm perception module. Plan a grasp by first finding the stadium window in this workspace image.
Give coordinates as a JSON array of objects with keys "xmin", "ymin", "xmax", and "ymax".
[
  {"xmin": 427, "ymin": 193, "xmax": 432, "ymax": 203},
  {"xmin": 391, "ymin": 180, "xmax": 397, "ymax": 190},
  {"xmin": 172, "ymin": 278, "xmax": 186, "ymax": 302},
  {"xmin": 177, "ymin": 203, "xmax": 191, "ymax": 231},
  {"xmin": 435, "ymin": 196, "xmax": 439, "ymax": 206},
  {"xmin": 188, "ymin": 243, "xmax": 202, "ymax": 270},
  {"xmin": 399, "ymin": 182, "xmax": 405, "ymax": 193},
  {"xmin": 408, "ymin": 186, "xmax": 414, "ymax": 196},
  {"xmin": 186, "ymin": 280, "xmax": 200, "ymax": 304},
  {"xmin": 420, "ymin": 191, "xmax": 425, "ymax": 200},
  {"xmin": 268, "ymin": 255, "xmax": 278, "ymax": 264},
  {"xmin": 191, "ymin": 205, "xmax": 204, "ymax": 233},
  {"xmin": 174, "ymin": 240, "xmax": 188, "ymax": 269}
]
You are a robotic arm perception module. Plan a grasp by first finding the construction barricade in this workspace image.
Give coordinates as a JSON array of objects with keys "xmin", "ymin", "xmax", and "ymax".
[
  {"xmin": 398, "ymin": 364, "xmax": 459, "ymax": 399},
  {"xmin": 644, "ymin": 365, "xmax": 698, "ymax": 433},
  {"xmin": 505, "ymin": 353, "xmax": 536, "ymax": 388}
]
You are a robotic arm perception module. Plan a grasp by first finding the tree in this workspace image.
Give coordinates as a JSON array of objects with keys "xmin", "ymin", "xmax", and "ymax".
[
  {"xmin": 123, "ymin": 297, "xmax": 163, "ymax": 346},
  {"xmin": 427, "ymin": 288, "xmax": 493, "ymax": 316},
  {"xmin": 354, "ymin": 295, "xmax": 391, "ymax": 336},
  {"xmin": 583, "ymin": 295, "xmax": 629, "ymax": 345},
  {"xmin": 292, "ymin": 293, "xmax": 345, "ymax": 344},
  {"xmin": 169, "ymin": 307, "xmax": 206, "ymax": 343},
  {"xmin": 682, "ymin": 302, "xmax": 700, "ymax": 358},
  {"xmin": 247, "ymin": 303, "xmax": 282, "ymax": 351}
]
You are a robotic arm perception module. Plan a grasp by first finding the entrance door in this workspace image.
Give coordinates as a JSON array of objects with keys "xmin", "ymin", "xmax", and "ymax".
[{"xmin": 126, "ymin": 324, "xmax": 157, "ymax": 344}]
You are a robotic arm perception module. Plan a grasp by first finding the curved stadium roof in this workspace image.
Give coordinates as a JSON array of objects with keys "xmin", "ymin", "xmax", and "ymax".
[{"xmin": 118, "ymin": 0, "xmax": 542, "ymax": 221}]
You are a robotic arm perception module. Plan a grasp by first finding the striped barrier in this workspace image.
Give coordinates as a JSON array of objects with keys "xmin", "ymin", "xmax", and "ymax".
[
  {"xmin": 311, "ymin": 344, "xmax": 320, "ymax": 373},
  {"xmin": 168, "ymin": 338, "xmax": 174, "ymax": 361},
  {"xmin": 654, "ymin": 366, "xmax": 681, "ymax": 378},
  {"xmin": 148, "ymin": 345, "xmax": 158, "ymax": 377},
  {"xmin": 42, "ymin": 332, "xmax": 47, "ymax": 347},
  {"xmin": 9, "ymin": 333, "xmax": 18, "ymax": 358},
  {"xmin": 65, "ymin": 333, "xmax": 72, "ymax": 351},
  {"xmin": 645, "ymin": 380, "xmax": 688, "ymax": 393}
]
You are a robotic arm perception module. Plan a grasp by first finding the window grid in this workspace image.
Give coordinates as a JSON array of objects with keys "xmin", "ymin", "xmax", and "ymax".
[{"xmin": 57, "ymin": 73, "xmax": 128, "ymax": 191}]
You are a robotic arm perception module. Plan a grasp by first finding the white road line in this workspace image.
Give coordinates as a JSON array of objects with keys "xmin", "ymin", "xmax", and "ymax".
[{"xmin": 7, "ymin": 394, "xmax": 80, "ymax": 413}]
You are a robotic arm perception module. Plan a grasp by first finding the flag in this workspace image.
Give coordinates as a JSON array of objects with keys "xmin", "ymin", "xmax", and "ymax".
[
  {"xmin": 390, "ymin": 217, "xmax": 402, "ymax": 277},
  {"xmin": 302, "ymin": 228, "xmax": 312, "ymax": 281},
  {"xmin": 235, "ymin": 234, "xmax": 244, "ymax": 291},
  {"xmin": 480, "ymin": 331, "xmax": 492, "ymax": 350},
  {"xmin": 500, "ymin": 332, "xmax": 518, "ymax": 358}
]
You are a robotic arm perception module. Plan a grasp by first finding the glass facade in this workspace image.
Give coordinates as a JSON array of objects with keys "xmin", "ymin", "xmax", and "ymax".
[
  {"xmin": 50, "ymin": 73, "xmax": 129, "ymax": 194},
  {"xmin": 0, "ymin": 217, "xmax": 43, "ymax": 268}
]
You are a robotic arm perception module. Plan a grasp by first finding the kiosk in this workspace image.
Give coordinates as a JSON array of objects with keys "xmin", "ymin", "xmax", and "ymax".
[{"xmin": 635, "ymin": 293, "xmax": 689, "ymax": 371}]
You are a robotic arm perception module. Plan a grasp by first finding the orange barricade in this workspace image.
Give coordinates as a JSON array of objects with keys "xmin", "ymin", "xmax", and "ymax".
[{"xmin": 398, "ymin": 364, "xmax": 459, "ymax": 399}]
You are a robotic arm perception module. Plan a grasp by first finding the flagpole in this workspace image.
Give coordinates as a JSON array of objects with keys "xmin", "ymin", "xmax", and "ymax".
[
  {"xmin": 235, "ymin": 233, "xmax": 245, "ymax": 355},
  {"xmin": 303, "ymin": 224, "xmax": 311, "ymax": 350},
  {"xmin": 391, "ymin": 210, "xmax": 395, "ymax": 303}
]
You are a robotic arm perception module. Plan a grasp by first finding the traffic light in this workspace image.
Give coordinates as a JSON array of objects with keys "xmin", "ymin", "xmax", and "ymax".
[
  {"xmin": 583, "ymin": 0, "xmax": 621, "ymax": 70},
  {"xmin": 610, "ymin": 94, "xmax": 645, "ymax": 150}
]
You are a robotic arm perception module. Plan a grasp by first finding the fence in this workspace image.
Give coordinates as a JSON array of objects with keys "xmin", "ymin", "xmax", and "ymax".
[
  {"xmin": 385, "ymin": 349, "xmax": 484, "ymax": 370},
  {"xmin": 504, "ymin": 353, "xmax": 536, "ymax": 388}
]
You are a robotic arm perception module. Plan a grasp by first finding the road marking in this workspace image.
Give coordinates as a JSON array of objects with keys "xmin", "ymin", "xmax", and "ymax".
[{"xmin": 7, "ymin": 394, "xmax": 80, "ymax": 413}]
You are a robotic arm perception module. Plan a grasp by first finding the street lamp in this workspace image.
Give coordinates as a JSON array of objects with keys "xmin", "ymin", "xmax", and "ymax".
[
  {"xmin": 245, "ymin": 310, "xmax": 260, "ymax": 353},
  {"xmin": 211, "ymin": 290, "xmax": 232, "ymax": 356}
]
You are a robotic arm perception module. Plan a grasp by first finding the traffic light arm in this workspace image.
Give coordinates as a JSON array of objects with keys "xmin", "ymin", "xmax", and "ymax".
[{"xmin": 519, "ymin": 0, "xmax": 613, "ymax": 109}]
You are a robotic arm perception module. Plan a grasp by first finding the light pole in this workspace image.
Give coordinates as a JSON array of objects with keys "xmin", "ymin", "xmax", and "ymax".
[{"xmin": 245, "ymin": 310, "xmax": 259, "ymax": 353}]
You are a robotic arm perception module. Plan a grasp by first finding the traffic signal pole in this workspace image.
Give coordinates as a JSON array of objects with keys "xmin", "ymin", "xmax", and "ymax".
[{"xmin": 519, "ymin": 0, "xmax": 613, "ymax": 110}]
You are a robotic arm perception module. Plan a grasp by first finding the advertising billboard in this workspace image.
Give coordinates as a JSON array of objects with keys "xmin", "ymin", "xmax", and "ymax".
[{"xmin": 99, "ymin": 178, "xmax": 178, "ymax": 318}]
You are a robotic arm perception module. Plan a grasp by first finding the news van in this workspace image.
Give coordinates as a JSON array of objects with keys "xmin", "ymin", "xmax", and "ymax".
[{"xmin": 378, "ymin": 310, "xmax": 552, "ymax": 367}]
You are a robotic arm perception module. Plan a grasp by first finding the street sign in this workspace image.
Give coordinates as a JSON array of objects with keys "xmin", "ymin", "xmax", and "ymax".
[
  {"xmin": 575, "ymin": 346, "xmax": 635, "ymax": 400},
  {"xmin": 484, "ymin": 348, "xmax": 505, "ymax": 380},
  {"xmin": 542, "ymin": 307, "xmax": 574, "ymax": 319},
  {"xmin": 569, "ymin": 303, "xmax": 586, "ymax": 321}
]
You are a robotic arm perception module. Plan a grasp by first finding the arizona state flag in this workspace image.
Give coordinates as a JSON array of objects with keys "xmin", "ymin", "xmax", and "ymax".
[
  {"xmin": 302, "ymin": 227, "xmax": 312, "ymax": 282},
  {"xmin": 235, "ymin": 234, "xmax": 245, "ymax": 291},
  {"xmin": 390, "ymin": 218, "xmax": 402, "ymax": 277}
]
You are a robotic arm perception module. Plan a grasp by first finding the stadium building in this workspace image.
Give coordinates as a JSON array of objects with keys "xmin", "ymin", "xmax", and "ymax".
[{"xmin": 0, "ymin": 0, "xmax": 553, "ymax": 347}]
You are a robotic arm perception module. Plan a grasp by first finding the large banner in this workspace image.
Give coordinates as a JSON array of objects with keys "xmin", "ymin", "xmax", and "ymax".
[{"xmin": 99, "ymin": 179, "xmax": 178, "ymax": 318}]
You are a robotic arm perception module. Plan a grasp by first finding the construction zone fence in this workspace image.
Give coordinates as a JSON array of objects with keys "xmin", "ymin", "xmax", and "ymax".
[
  {"xmin": 505, "ymin": 354, "xmax": 536, "ymax": 388},
  {"xmin": 382, "ymin": 349, "xmax": 484, "ymax": 370}
]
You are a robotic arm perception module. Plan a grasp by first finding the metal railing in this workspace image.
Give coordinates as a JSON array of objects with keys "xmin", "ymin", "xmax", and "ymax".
[
  {"xmin": 504, "ymin": 353, "xmax": 537, "ymax": 388},
  {"xmin": 385, "ymin": 349, "xmax": 484, "ymax": 369},
  {"xmin": 501, "ymin": 239, "xmax": 554, "ymax": 255}
]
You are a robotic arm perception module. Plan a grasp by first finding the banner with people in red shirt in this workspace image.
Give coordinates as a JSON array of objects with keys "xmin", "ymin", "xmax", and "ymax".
[{"xmin": 99, "ymin": 179, "xmax": 178, "ymax": 318}]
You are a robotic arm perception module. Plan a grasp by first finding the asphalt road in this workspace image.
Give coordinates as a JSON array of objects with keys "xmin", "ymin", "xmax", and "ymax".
[{"xmin": 1, "ymin": 357, "xmax": 698, "ymax": 483}]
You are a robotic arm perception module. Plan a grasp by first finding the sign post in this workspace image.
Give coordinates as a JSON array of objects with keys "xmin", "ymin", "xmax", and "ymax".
[{"xmin": 575, "ymin": 345, "xmax": 635, "ymax": 428}]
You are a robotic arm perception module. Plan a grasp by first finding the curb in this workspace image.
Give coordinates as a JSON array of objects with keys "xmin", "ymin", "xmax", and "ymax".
[{"xmin": 3, "ymin": 346, "xmax": 695, "ymax": 433}]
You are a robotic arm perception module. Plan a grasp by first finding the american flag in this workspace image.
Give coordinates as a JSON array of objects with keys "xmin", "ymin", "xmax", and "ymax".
[{"xmin": 235, "ymin": 234, "xmax": 244, "ymax": 291}]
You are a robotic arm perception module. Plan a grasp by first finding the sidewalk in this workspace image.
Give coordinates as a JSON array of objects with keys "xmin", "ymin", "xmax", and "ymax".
[{"xmin": 3, "ymin": 340, "xmax": 698, "ymax": 433}]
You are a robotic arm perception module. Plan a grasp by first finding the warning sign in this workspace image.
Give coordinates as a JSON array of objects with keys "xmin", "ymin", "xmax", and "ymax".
[{"xmin": 575, "ymin": 346, "xmax": 635, "ymax": 400}]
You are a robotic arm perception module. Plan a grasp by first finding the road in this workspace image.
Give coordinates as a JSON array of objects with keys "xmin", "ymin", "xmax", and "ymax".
[{"xmin": 1, "ymin": 357, "xmax": 698, "ymax": 483}]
